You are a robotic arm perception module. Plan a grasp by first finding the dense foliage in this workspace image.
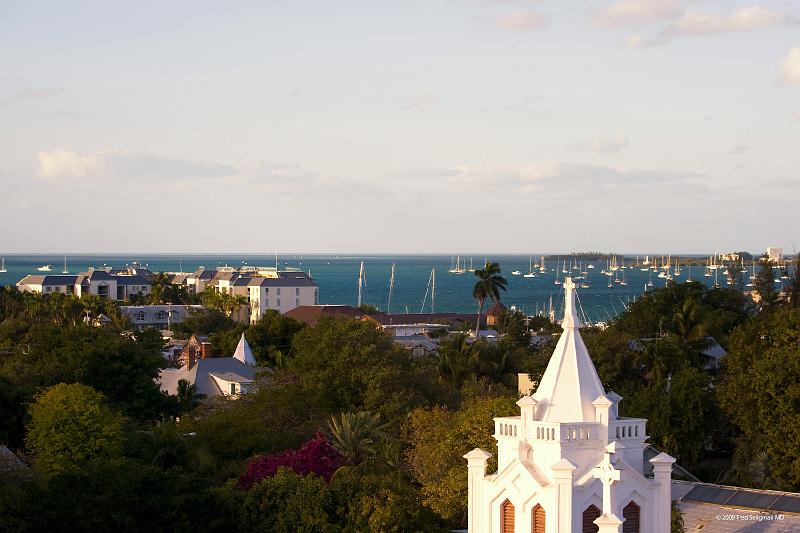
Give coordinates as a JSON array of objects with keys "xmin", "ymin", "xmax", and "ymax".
[{"xmin": 1, "ymin": 257, "xmax": 799, "ymax": 530}]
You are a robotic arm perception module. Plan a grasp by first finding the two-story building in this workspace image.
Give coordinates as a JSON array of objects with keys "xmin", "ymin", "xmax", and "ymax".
[{"xmin": 17, "ymin": 267, "xmax": 151, "ymax": 301}]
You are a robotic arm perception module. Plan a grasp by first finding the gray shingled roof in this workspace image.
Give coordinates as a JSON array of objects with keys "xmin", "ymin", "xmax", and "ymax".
[
  {"xmin": 247, "ymin": 276, "xmax": 317, "ymax": 287},
  {"xmin": 158, "ymin": 357, "xmax": 258, "ymax": 397},
  {"xmin": 18, "ymin": 275, "xmax": 78, "ymax": 286},
  {"xmin": 114, "ymin": 275, "xmax": 150, "ymax": 286}
]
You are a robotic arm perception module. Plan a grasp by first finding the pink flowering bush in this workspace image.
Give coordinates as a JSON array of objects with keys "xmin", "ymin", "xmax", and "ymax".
[{"xmin": 239, "ymin": 432, "xmax": 344, "ymax": 488}]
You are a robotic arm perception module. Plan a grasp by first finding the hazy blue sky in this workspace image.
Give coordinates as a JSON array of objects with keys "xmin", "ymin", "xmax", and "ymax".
[{"xmin": 1, "ymin": 0, "xmax": 798, "ymax": 254}]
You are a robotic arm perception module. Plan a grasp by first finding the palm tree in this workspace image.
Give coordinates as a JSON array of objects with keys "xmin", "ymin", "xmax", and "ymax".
[
  {"xmin": 328, "ymin": 411, "xmax": 384, "ymax": 465},
  {"xmin": 472, "ymin": 261, "xmax": 507, "ymax": 337},
  {"xmin": 436, "ymin": 332, "xmax": 477, "ymax": 386},
  {"xmin": 671, "ymin": 298, "xmax": 711, "ymax": 368}
]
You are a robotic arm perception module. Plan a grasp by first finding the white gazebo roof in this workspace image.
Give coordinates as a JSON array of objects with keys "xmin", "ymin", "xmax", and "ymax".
[
  {"xmin": 532, "ymin": 277, "xmax": 606, "ymax": 422},
  {"xmin": 232, "ymin": 333, "xmax": 257, "ymax": 366}
]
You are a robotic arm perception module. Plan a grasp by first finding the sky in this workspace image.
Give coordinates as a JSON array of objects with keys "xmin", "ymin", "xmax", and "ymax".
[{"xmin": 1, "ymin": 0, "xmax": 798, "ymax": 255}]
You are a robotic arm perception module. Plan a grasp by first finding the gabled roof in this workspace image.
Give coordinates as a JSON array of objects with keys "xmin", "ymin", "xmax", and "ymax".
[
  {"xmin": 532, "ymin": 277, "xmax": 606, "ymax": 423},
  {"xmin": 283, "ymin": 305, "xmax": 363, "ymax": 325},
  {"xmin": 486, "ymin": 300, "xmax": 507, "ymax": 317},
  {"xmin": 158, "ymin": 357, "xmax": 258, "ymax": 397},
  {"xmin": 18, "ymin": 275, "xmax": 79, "ymax": 286},
  {"xmin": 247, "ymin": 276, "xmax": 318, "ymax": 288}
]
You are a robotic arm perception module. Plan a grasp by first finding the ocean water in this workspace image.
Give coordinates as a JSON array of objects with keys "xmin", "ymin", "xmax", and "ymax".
[{"xmin": 0, "ymin": 254, "xmax": 764, "ymax": 324}]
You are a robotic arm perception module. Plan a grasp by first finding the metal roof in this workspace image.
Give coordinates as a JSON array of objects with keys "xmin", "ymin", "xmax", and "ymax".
[{"xmin": 682, "ymin": 482, "xmax": 800, "ymax": 514}]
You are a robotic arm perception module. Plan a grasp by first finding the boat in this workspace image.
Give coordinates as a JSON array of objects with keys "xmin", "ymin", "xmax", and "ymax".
[
  {"xmin": 37, "ymin": 264, "xmax": 52, "ymax": 272},
  {"xmin": 62, "ymin": 256, "xmax": 68, "ymax": 274},
  {"xmin": 511, "ymin": 270, "xmax": 522, "ymax": 276},
  {"xmin": 0, "ymin": 258, "xmax": 6, "ymax": 273},
  {"xmin": 539, "ymin": 257, "xmax": 547, "ymax": 273},
  {"xmin": 554, "ymin": 264, "xmax": 562, "ymax": 285},
  {"xmin": 449, "ymin": 256, "xmax": 466, "ymax": 274},
  {"xmin": 523, "ymin": 257, "xmax": 536, "ymax": 278},
  {"xmin": 467, "ymin": 258, "xmax": 475, "ymax": 272}
]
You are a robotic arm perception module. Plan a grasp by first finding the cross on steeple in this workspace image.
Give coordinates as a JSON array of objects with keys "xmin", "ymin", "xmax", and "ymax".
[{"xmin": 593, "ymin": 442, "xmax": 622, "ymax": 516}]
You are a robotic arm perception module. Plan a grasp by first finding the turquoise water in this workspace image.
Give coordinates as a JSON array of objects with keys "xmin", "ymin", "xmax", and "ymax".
[{"xmin": 0, "ymin": 254, "xmax": 775, "ymax": 324}]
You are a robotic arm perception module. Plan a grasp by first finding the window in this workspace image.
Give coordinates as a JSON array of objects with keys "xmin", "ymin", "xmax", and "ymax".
[
  {"xmin": 532, "ymin": 504, "xmax": 545, "ymax": 533},
  {"xmin": 295, "ymin": 288, "xmax": 300, "ymax": 296},
  {"xmin": 623, "ymin": 501, "xmax": 640, "ymax": 533},
  {"xmin": 501, "ymin": 499, "xmax": 514, "ymax": 533},
  {"xmin": 295, "ymin": 298, "xmax": 300, "ymax": 307},
  {"xmin": 583, "ymin": 505, "xmax": 601, "ymax": 533},
  {"xmin": 156, "ymin": 311, "xmax": 167, "ymax": 321},
  {"xmin": 136, "ymin": 312, "xmax": 146, "ymax": 322},
  {"xmin": 315, "ymin": 288, "xmax": 319, "ymax": 304},
  {"xmin": 45, "ymin": 286, "xmax": 52, "ymax": 292},
  {"xmin": 66, "ymin": 285, "xmax": 73, "ymax": 294},
  {"xmin": 277, "ymin": 299, "xmax": 281, "ymax": 308},
  {"xmin": 229, "ymin": 383, "xmax": 236, "ymax": 395},
  {"xmin": 98, "ymin": 284, "xmax": 109, "ymax": 299},
  {"xmin": 276, "ymin": 288, "xmax": 281, "ymax": 296}
]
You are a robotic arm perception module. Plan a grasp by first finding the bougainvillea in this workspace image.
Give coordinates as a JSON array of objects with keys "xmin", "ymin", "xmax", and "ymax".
[{"xmin": 239, "ymin": 432, "xmax": 344, "ymax": 489}]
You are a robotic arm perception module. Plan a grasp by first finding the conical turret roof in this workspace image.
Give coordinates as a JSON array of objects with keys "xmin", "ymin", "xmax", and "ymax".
[
  {"xmin": 532, "ymin": 277, "xmax": 605, "ymax": 422},
  {"xmin": 233, "ymin": 333, "xmax": 257, "ymax": 366}
]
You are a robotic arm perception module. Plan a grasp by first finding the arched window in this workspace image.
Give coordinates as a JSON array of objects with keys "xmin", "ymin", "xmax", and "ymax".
[
  {"xmin": 583, "ymin": 504, "xmax": 601, "ymax": 533},
  {"xmin": 623, "ymin": 501, "xmax": 641, "ymax": 533},
  {"xmin": 501, "ymin": 499, "xmax": 515, "ymax": 533},
  {"xmin": 532, "ymin": 503, "xmax": 546, "ymax": 533}
]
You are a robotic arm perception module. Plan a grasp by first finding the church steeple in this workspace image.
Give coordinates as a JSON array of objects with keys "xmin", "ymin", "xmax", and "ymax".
[{"xmin": 532, "ymin": 277, "xmax": 605, "ymax": 422}]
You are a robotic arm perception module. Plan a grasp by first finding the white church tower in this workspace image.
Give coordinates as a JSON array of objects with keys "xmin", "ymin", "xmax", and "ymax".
[{"xmin": 464, "ymin": 277, "xmax": 675, "ymax": 533}]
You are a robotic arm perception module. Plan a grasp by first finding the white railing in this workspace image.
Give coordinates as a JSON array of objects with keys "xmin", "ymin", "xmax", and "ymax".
[
  {"xmin": 495, "ymin": 417, "xmax": 521, "ymax": 438},
  {"xmin": 610, "ymin": 418, "xmax": 647, "ymax": 440}
]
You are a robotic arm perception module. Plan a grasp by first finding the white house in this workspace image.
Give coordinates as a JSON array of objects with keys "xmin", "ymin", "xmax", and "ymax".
[
  {"xmin": 17, "ymin": 268, "xmax": 151, "ymax": 301},
  {"xmin": 158, "ymin": 334, "xmax": 258, "ymax": 398},
  {"xmin": 248, "ymin": 271, "xmax": 318, "ymax": 323},
  {"xmin": 464, "ymin": 278, "xmax": 675, "ymax": 533}
]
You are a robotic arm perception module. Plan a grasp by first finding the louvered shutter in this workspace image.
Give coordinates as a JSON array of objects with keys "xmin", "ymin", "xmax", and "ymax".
[
  {"xmin": 623, "ymin": 501, "xmax": 640, "ymax": 533},
  {"xmin": 502, "ymin": 500, "xmax": 515, "ymax": 533},
  {"xmin": 582, "ymin": 505, "xmax": 601, "ymax": 533},
  {"xmin": 532, "ymin": 504, "xmax": 546, "ymax": 533}
]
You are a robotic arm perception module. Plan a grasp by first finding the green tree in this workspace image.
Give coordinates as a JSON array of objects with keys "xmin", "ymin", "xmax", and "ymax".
[
  {"xmin": 26, "ymin": 383, "xmax": 124, "ymax": 475},
  {"xmin": 472, "ymin": 262, "xmax": 507, "ymax": 337},
  {"xmin": 753, "ymin": 255, "xmax": 778, "ymax": 311},
  {"xmin": 328, "ymin": 411, "xmax": 384, "ymax": 465},
  {"xmin": 236, "ymin": 468, "xmax": 336, "ymax": 533},
  {"xmin": 176, "ymin": 379, "xmax": 199, "ymax": 415},
  {"xmin": 405, "ymin": 384, "xmax": 516, "ymax": 525},
  {"xmin": 718, "ymin": 307, "xmax": 800, "ymax": 489}
]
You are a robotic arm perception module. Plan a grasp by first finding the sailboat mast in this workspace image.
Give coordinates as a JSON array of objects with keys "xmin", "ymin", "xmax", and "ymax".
[
  {"xmin": 357, "ymin": 261, "xmax": 364, "ymax": 308},
  {"xmin": 431, "ymin": 267, "xmax": 436, "ymax": 313},
  {"xmin": 387, "ymin": 262, "xmax": 395, "ymax": 314}
]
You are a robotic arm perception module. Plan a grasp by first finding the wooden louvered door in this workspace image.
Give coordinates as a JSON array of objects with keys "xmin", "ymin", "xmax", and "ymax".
[
  {"xmin": 501, "ymin": 499, "xmax": 515, "ymax": 533},
  {"xmin": 582, "ymin": 504, "xmax": 601, "ymax": 533},
  {"xmin": 623, "ymin": 501, "xmax": 640, "ymax": 533},
  {"xmin": 532, "ymin": 504, "xmax": 546, "ymax": 533}
]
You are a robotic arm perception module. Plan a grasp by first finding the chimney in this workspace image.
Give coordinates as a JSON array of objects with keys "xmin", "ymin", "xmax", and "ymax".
[{"xmin": 201, "ymin": 342, "xmax": 213, "ymax": 359}]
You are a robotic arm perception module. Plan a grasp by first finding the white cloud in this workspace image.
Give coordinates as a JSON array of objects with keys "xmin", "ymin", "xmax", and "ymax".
[
  {"xmin": 593, "ymin": 0, "xmax": 681, "ymax": 28},
  {"xmin": 38, "ymin": 150, "xmax": 235, "ymax": 181},
  {"xmin": 572, "ymin": 132, "xmax": 629, "ymax": 153},
  {"xmin": 403, "ymin": 93, "xmax": 438, "ymax": 110},
  {"xmin": 624, "ymin": 33, "xmax": 669, "ymax": 49},
  {"xmin": 778, "ymin": 47, "xmax": 800, "ymax": 86},
  {"xmin": 664, "ymin": 6, "xmax": 797, "ymax": 36},
  {"xmin": 728, "ymin": 144, "xmax": 750, "ymax": 155},
  {"xmin": 0, "ymin": 87, "xmax": 63, "ymax": 108},
  {"xmin": 441, "ymin": 162, "xmax": 710, "ymax": 198},
  {"xmin": 36, "ymin": 150, "xmax": 389, "ymax": 201},
  {"xmin": 494, "ymin": 11, "xmax": 549, "ymax": 32}
]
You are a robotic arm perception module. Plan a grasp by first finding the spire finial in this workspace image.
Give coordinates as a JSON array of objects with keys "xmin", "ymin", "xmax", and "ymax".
[{"xmin": 562, "ymin": 277, "xmax": 581, "ymax": 329}]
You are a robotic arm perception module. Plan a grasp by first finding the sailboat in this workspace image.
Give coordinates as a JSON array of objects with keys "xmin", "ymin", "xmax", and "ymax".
[
  {"xmin": 449, "ymin": 256, "xmax": 465, "ymax": 274},
  {"xmin": 62, "ymin": 256, "xmax": 69, "ymax": 274},
  {"xmin": 356, "ymin": 261, "xmax": 365, "ymax": 307},
  {"xmin": 646, "ymin": 268, "xmax": 654, "ymax": 288},
  {"xmin": 539, "ymin": 257, "xmax": 546, "ymax": 273},
  {"xmin": 0, "ymin": 258, "xmax": 6, "ymax": 273},
  {"xmin": 620, "ymin": 268, "xmax": 627, "ymax": 286},
  {"xmin": 467, "ymin": 258, "xmax": 475, "ymax": 272},
  {"xmin": 524, "ymin": 257, "xmax": 536, "ymax": 278},
  {"xmin": 554, "ymin": 264, "xmax": 562, "ymax": 285}
]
